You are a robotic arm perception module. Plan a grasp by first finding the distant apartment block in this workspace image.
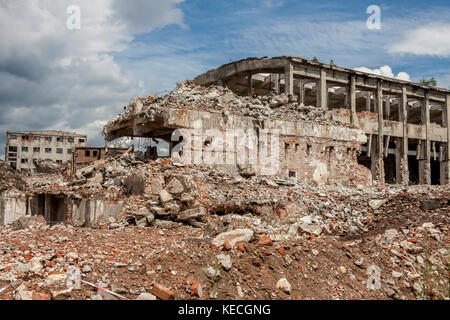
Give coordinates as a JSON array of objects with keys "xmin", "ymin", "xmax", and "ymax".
[{"xmin": 5, "ymin": 131, "xmax": 87, "ymax": 171}]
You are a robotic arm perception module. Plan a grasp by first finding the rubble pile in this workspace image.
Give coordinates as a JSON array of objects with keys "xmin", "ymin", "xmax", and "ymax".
[
  {"xmin": 0, "ymin": 160, "xmax": 25, "ymax": 191},
  {"xmin": 0, "ymin": 82, "xmax": 448, "ymax": 301},
  {"xmin": 0, "ymin": 151, "xmax": 448, "ymax": 300},
  {"xmin": 32, "ymin": 159, "xmax": 68, "ymax": 174},
  {"xmin": 110, "ymin": 81, "xmax": 351, "ymax": 127}
]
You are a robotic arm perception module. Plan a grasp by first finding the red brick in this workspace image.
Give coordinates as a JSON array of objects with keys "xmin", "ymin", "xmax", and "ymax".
[
  {"xmin": 236, "ymin": 243, "xmax": 246, "ymax": 252},
  {"xmin": 259, "ymin": 235, "xmax": 273, "ymax": 246},
  {"xmin": 222, "ymin": 241, "xmax": 232, "ymax": 251},
  {"xmin": 190, "ymin": 281, "xmax": 203, "ymax": 298},
  {"xmin": 278, "ymin": 247, "xmax": 286, "ymax": 255},
  {"xmin": 151, "ymin": 284, "xmax": 175, "ymax": 300}
]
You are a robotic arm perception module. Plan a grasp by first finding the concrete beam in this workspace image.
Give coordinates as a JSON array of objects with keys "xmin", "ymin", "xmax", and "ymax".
[
  {"xmin": 419, "ymin": 91, "xmax": 431, "ymax": 185},
  {"xmin": 375, "ymin": 80, "xmax": 385, "ymax": 185},
  {"xmin": 399, "ymin": 86, "xmax": 409, "ymax": 185},
  {"xmin": 442, "ymin": 95, "xmax": 450, "ymax": 184},
  {"xmin": 298, "ymin": 80, "xmax": 305, "ymax": 105},
  {"xmin": 350, "ymin": 75, "xmax": 357, "ymax": 125},
  {"xmin": 317, "ymin": 68, "xmax": 327, "ymax": 109},
  {"xmin": 284, "ymin": 63, "xmax": 293, "ymax": 95},
  {"xmin": 273, "ymin": 74, "xmax": 280, "ymax": 94}
]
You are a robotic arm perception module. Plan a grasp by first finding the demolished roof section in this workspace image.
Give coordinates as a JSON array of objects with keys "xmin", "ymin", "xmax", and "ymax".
[{"xmin": 103, "ymin": 81, "xmax": 360, "ymax": 142}]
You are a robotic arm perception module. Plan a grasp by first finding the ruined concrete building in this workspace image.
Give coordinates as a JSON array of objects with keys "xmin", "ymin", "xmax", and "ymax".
[
  {"xmin": 5, "ymin": 131, "xmax": 87, "ymax": 172},
  {"xmin": 104, "ymin": 57, "xmax": 450, "ymax": 186}
]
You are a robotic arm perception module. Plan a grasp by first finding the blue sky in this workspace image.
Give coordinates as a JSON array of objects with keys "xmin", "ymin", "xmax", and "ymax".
[
  {"xmin": 1, "ymin": 0, "xmax": 450, "ymax": 158},
  {"xmin": 116, "ymin": 0, "xmax": 450, "ymax": 93}
]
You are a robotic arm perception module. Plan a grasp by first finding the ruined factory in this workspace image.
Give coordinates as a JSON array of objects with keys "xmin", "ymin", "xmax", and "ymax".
[{"xmin": 0, "ymin": 57, "xmax": 448, "ymax": 301}]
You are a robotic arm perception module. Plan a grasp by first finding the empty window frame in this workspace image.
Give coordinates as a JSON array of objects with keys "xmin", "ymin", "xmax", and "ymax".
[
  {"xmin": 45, "ymin": 148, "xmax": 52, "ymax": 153},
  {"xmin": 56, "ymin": 148, "xmax": 63, "ymax": 154},
  {"xmin": 33, "ymin": 147, "xmax": 40, "ymax": 153}
]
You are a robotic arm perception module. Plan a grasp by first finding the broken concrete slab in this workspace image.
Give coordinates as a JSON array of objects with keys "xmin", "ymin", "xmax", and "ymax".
[{"xmin": 211, "ymin": 229, "xmax": 254, "ymax": 248}]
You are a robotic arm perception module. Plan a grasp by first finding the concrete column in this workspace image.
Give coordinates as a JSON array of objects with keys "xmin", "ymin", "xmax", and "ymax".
[
  {"xmin": 284, "ymin": 63, "xmax": 293, "ymax": 95},
  {"xmin": 318, "ymin": 69, "xmax": 327, "ymax": 109},
  {"xmin": 399, "ymin": 86, "xmax": 409, "ymax": 185},
  {"xmin": 394, "ymin": 138, "xmax": 402, "ymax": 183},
  {"xmin": 247, "ymin": 74, "xmax": 253, "ymax": 97},
  {"xmin": 385, "ymin": 97, "xmax": 391, "ymax": 120},
  {"xmin": 350, "ymin": 75, "xmax": 357, "ymax": 125},
  {"xmin": 375, "ymin": 80, "xmax": 385, "ymax": 185},
  {"xmin": 419, "ymin": 92, "xmax": 431, "ymax": 185},
  {"xmin": 298, "ymin": 80, "xmax": 305, "ymax": 105},
  {"xmin": 441, "ymin": 95, "xmax": 450, "ymax": 185},
  {"xmin": 366, "ymin": 91, "xmax": 371, "ymax": 112},
  {"xmin": 274, "ymin": 74, "xmax": 280, "ymax": 94}
]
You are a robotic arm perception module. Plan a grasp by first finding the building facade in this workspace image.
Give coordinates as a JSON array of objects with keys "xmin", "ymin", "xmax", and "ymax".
[
  {"xmin": 5, "ymin": 131, "xmax": 87, "ymax": 171},
  {"xmin": 73, "ymin": 147, "xmax": 128, "ymax": 169},
  {"xmin": 193, "ymin": 57, "xmax": 450, "ymax": 186}
]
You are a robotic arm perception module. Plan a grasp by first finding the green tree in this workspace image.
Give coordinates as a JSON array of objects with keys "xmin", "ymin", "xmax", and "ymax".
[
  {"xmin": 311, "ymin": 56, "xmax": 319, "ymax": 63},
  {"xmin": 419, "ymin": 77, "xmax": 437, "ymax": 87},
  {"xmin": 330, "ymin": 59, "xmax": 336, "ymax": 66}
]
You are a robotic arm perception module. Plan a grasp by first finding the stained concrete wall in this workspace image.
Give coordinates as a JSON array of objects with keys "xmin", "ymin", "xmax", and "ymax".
[
  {"xmin": 0, "ymin": 190, "xmax": 28, "ymax": 225},
  {"xmin": 71, "ymin": 199, "xmax": 124, "ymax": 227}
]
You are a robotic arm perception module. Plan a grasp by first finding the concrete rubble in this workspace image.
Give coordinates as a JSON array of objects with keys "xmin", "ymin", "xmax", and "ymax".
[{"xmin": 0, "ymin": 80, "xmax": 448, "ymax": 301}]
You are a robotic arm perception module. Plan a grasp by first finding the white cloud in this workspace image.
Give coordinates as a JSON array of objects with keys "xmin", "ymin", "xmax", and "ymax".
[
  {"xmin": 0, "ymin": 0, "xmax": 184, "ymax": 157},
  {"xmin": 389, "ymin": 23, "xmax": 450, "ymax": 56},
  {"xmin": 354, "ymin": 65, "xmax": 411, "ymax": 81}
]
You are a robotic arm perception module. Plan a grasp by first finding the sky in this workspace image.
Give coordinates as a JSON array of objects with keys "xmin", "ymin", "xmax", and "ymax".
[{"xmin": 1, "ymin": 0, "xmax": 450, "ymax": 159}]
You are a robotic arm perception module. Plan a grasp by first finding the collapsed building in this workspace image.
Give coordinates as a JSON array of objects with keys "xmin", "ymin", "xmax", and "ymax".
[
  {"xmin": 1, "ymin": 58, "xmax": 449, "ymax": 301},
  {"xmin": 1, "ymin": 57, "xmax": 449, "ymax": 228},
  {"xmin": 104, "ymin": 56, "xmax": 450, "ymax": 186}
]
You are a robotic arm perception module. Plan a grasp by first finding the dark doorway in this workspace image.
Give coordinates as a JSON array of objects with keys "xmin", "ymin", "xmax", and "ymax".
[
  {"xmin": 384, "ymin": 154, "xmax": 396, "ymax": 184},
  {"xmin": 431, "ymin": 160, "xmax": 440, "ymax": 185},
  {"xmin": 408, "ymin": 156, "xmax": 419, "ymax": 185}
]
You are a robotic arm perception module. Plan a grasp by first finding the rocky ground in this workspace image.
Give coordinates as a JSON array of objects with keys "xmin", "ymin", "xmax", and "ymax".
[{"xmin": 1, "ymin": 160, "xmax": 448, "ymax": 300}]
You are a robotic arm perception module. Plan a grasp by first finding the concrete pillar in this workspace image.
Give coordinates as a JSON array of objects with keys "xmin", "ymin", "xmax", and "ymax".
[
  {"xmin": 419, "ymin": 92, "xmax": 431, "ymax": 185},
  {"xmin": 247, "ymin": 74, "xmax": 253, "ymax": 97},
  {"xmin": 284, "ymin": 63, "xmax": 293, "ymax": 95},
  {"xmin": 385, "ymin": 97, "xmax": 391, "ymax": 120},
  {"xmin": 350, "ymin": 75, "xmax": 357, "ymax": 125},
  {"xmin": 366, "ymin": 91, "xmax": 371, "ymax": 111},
  {"xmin": 375, "ymin": 80, "xmax": 385, "ymax": 185},
  {"xmin": 273, "ymin": 74, "xmax": 280, "ymax": 94},
  {"xmin": 298, "ymin": 80, "xmax": 305, "ymax": 105},
  {"xmin": 44, "ymin": 195, "xmax": 50, "ymax": 223},
  {"xmin": 399, "ymin": 86, "xmax": 409, "ymax": 185},
  {"xmin": 441, "ymin": 95, "xmax": 450, "ymax": 185},
  {"xmin": 394, "ymin": 138, "xmax": 402, "ymax": 183},
  {"xmin": 318, "ymin": 69, "xmax": 327, "ymax": 109}
]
